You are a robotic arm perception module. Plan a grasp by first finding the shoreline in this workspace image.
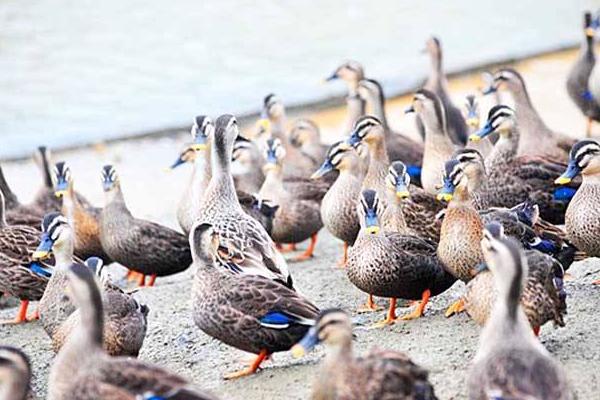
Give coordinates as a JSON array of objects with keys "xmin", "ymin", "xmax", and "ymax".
[{"xmin": 0, "ymin": 43, "xmax": 580, "ymax": 163}]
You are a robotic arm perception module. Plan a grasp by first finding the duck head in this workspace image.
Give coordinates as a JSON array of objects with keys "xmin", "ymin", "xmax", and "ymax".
[
  {"xmin": 346, "ymin": 115, "xmax": 383, "ymax": 148},
  {"xmin": 482, "ymin": 68, "xmax": 526, "ymax": 96},
  {"xmin": 33, "ymin": 212, "xmax": 72, "ymax": 261},
  {"xmin": 262, "ymin": 138, "xmax": 286, "ymax": 173},
  {"xmin": 405, "ymin": 89, "xmax": 446, "ymax": 133},
  {"xmin": 291, "ymin": 308, "xmax": 352, "ymax": 357},
  {"xmin": 386, "ymin": 161, "xmax": 411, "ymax": 201},
  {"xmin": 469, "ymin": 105, "xmax": 515, "ymax": 142},
  {"xmin": 324, "ymin": 60, "xmax": 364, "ymax": 87},
  {"xmin": 463, "ymin": 95, "xmax": 480, "ymax": 129},
  {"xmin": 52, "ymin": 161, "xmax": 72, "ymax": 198},
  {"xmin": 311, "ymin": 141, "xmax": 355, "ymax": 179},
  {"xmin": 556, "ymin": 139, "xmax": 600, "ymax": 184},
  {"xmin": 289, "ymin": 119, "xmax": 320, "ymax": 148}
]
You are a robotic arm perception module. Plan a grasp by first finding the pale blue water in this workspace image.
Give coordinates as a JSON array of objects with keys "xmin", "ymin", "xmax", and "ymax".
[{"xmin": 0, "ymin": 0, "xmax": 598, "ymax": 158}]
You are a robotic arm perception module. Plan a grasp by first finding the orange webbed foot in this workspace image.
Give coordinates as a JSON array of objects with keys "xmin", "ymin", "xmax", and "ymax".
[{"xmin": 445, "ymin": 298, "xmax": 465, "ymax": 318}]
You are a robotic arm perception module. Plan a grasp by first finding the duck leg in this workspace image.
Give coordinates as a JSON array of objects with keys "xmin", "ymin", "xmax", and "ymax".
[
  {"xmin": 0, "ymin": 300, "xmax": 30, "ymax": 324},
  {"xmin": 335, "ymin": 242, "xmax": 349, "ymax": 268},
  {"xmin": 147, "ymin": 274, "xmax": 157, "ymax": 287},
  {"xmin": 445, "ymin": 297, "xmax": 465, "ymax": 317},
  {"xmin": 370, "ymin": 298, "xmax": 398, "ymax": 328},
  {"xmin": 224, "ymin": 349, "xmax": 269, "ymax": 380},
  {"xmin": 293, "ymin": 234, "xmax": 317, "ymax": 261},
  {"xmin": 137, "ymin": 273, "xmax": 146, "ymax": 287},
  {"xmin": 400, "ymin": 290, "xmax": 431, "ymax": 320},
  {"xmin": 357, "ymin": 294, "xmax": 382, "ymax": 313}
]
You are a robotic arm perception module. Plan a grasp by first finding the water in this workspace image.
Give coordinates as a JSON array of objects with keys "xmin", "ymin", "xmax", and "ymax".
[{"xmin": 0, "ymin": 0, "xmax": 597, "ymax": 159}]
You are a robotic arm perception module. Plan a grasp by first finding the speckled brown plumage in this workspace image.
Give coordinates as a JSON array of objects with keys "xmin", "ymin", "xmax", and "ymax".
[
  {"xmin": 466, "ymin": 250, "xmax": 566, "ymax": 329},
  {"xmin": 191, "ymin": 223, "xmax": 318, "ymax": 357},
  {"xmin": 100, "ymin": 174, "xmax": 191, "ymax": 278},
  {"xmin": 565, "ymin": 180, "xmax": 600, "ymax": 256}
]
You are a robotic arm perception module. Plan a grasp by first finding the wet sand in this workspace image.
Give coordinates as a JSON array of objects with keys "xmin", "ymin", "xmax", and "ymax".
[{"xmin": 1, "ymin": 48, "xmax": 599, "ymax": 399}]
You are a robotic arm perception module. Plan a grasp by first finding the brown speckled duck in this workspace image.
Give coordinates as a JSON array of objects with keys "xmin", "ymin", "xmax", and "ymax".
[
  {"xmin": 347, "ymin": 189, "xmax": 455, "ymax": 326},
  {"xmin": 100, "ymin": 165, "xmax": 191, "ymax": 287},
  {"xmin": 291, "ymin": 309, "xmax": 438, "ymax": 400},
  {"xmin": 555, "ymin": 139, "xmax": 600, "ymax": 266},
  {"xmin": 33, "ymin": 214, "xmax": 148, "ymax": 356},
  {"xmin": 289, "ymin": 118, "xmax": 329, "ymax": 164},
  {"xmin": 191, "ymin": 222, "xmax": 319, "ymax": 379},
  {"xmin": 312, "ymin": 141, "xmax": 363, "ymax": 267},
  {"xmin": 258, "ymin": 138, "xmax": 324, "ymax": 261},
  {"xmin": 197, "ymin": 114, "xmax": 293, "ymax": 288},
  {"xmin": 48, "ymin": 262, "xmax": 217, "ymax": 400},
  {"xmin": 468, "ymin": 223, "xmax": 574, "ymax": 400},
  {"xmin": 464, "ymin": 224, "xmax": 566, "ymax": 336},
  {"xmin": 0, "ymin": 191, "xmax": 50, "ymax": 324}
]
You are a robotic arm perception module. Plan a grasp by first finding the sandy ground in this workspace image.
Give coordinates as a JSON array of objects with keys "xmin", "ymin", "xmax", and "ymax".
[{"xmin": 1, "ymin": 48, "xmax": 600, "ymax": 399}]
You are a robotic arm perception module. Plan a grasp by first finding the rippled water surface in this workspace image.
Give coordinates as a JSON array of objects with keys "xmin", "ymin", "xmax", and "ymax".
[{"xmin": 0, "ymin": 0, "xmax": 597, "ymax": 158}]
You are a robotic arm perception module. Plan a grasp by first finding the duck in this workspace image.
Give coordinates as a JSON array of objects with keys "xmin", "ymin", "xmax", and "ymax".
[
  {"xmin": 356, "ymin": 78, "xmax": 424, "ymax": 184},
  {"xmin": 231, "ymin": 135, "xmax": 266, "ymax": 193},
  {"xmin": 555, "ymin": 139, "xmax": 600, "ymax": 265},
  {"xmin": 100, "ymin": 165, "xmax": 191, "ymax": 287},
  {"xmin": 468, "ymin": 222, "xmax": 574, "ymax": 400},
  {"xmin": 170, "ymin": 116, "xmax": 276, "ymax": 236},
  {"xmin": 567, "ymin": 11, "xmax": 600, "ymax": 136},
  {"xmin": 420, "ymin": 36, "xmax": 468, "ymax": 145},
  {"xmin": 468, "ymin": 105, "xmax": 577, "ymax": 224},
  {"xmin": 52, "ymin": 161, "xmax": 112, "ymax": 263},
  {"xmin": 258, "ymin": 138, "xmax": 324, "ymax": 261},
  {"xmin": 405, "ymin": 89, "xmax": 459, "ymax": 194},
  {"xmin": 483, "ymin": 68, "xmax": 574, "ymax": 160},
  {"xmin": 312, "ymin": 141, "xmax": 363, "ymax": 267},
  {"xmin": 0, "ymin": 346, "xmax": 32, "ymax": 400},
  {"xmin": 346, "ymin": 189, "xmax": 456, "ymax": 326},
  {"xmin": 289, "ymin": 118, "xmax": 329, "ymax": 164},
  {"xmin": 0, "ymin": 190, "xmax": 50, "ymax": 324},
  {"xmin": 33, "ymin": 213, "xmax": 149, "ymax": 356},
  {"xmin": 190, "ymin": 221, "xmax": 319, "ymax": 379},
  {"xmin": 347, "ymin": 115, "xmax": 444, "ymax": 241},
  {"xmin": 290, "ymin": 309, "xmax": 438, "ymax": 400},
  {"xmin": 256, "ymin": 94, "xmax": 320, "ymax": 177},
  {"xmin": 48, "ymin": 262, "xmax": 217, "ymax": 400},
  {"xmin": 324, "ymin": 60, "xmax": 366, "ymax": 133},
  {"xmin": 463, "ymin": 95, "xmax": 493, "ymax": 157},
  {"xmin": 197, "ymin": 114, "xmax": 293, "ymax": 288},
  {"xmin": 464, "ymin": 223, "xmax": 566, "ymax": 336}
]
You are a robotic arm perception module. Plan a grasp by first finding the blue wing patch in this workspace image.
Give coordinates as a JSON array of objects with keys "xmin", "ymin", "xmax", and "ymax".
[
  {"xmin": 29, "ymin": 262, "xmax": 52, "ymax": 278},
  {"xmin": 407, "ymin": 165, "xmax": 422, "ymax": 181},
  {"xmin": 582, "ymin": 90, "xmax": 595, "ymax": 101},
  {"xmin": 553, "ymin": 187, "xmax": 576, "ymax": 202},
  {"xmin": 260, "ymin": 311, "xmax": 292, "ymax": 329}
]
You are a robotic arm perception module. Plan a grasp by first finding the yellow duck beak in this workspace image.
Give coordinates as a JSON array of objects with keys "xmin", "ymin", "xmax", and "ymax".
[
  {"xmin": 366, "ymin": 226, "xmax": 380, "ymax": 235},
  {"xmin": 437, "ymin": 193, "xmax": 453, "ymax": 202},
  {"xmin": 32, "ymin": 250, "xmax": 51, "ymax": 261},
  {"xmin": 257, "ymin": 119, "xmax": 271, "ymax": 131},
  {"xmin": 291, "ymin": 344, "xmax": 306, "ymax": 358},
  {"xmin": 395, "ymin": 191, "xmax": 410, "ymax": 200},
  {"xmin": 190, "ymin": 143, "xmax": 207, "ymax": 151},
  {"xmin": 466, "ymin": 118, "xmax": 479, "ymax": 128},
  {"xmin": 468, "ymin": 134, "xmax": 481, "ymax": 142},
  {"xmin": 54, "ymin": 190, "xmax": 67, "ymax": 198},
  {"xmin": 554, "ymin": 175, "xmax": 572, "ymax": 185}
]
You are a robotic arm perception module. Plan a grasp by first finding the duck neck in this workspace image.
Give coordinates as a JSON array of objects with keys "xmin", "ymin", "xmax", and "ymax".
[
  {"xmin": 365, "ymin": 92, "xmax": 389, "ymax": 130},
  {"xmin": 207, "ymin": 139, "xmax": 239, "ymax": 208},
  {"xmin": 581, "ymin": 172, "xmax": 600, "ymax": 185},
  {"xmin": 510, "ymin": 86, "xmax": 551, "ymax": 138},
  {"xmin": 428, "ymin": 50, "xmax": 443, "ymax": 87},
  {"xmin": 104, "ymin": 185, "xmax": 133, "ymax": 218},
  {"xmin": 0, "ymin": 166, "xmax": 19, "ymax": 209},
  {"xmin": 61, "ymin": 183, "xmax": 81, "ymax": 224},
  {"xmin": 583, "ymin": 33, "xmax": 595, "ymax": 59},
  {"xmin": 53, "ymin": 241, "xmax": 74, "ymax": 269},
  {"xmin": 345, "ymin": 94, "xmax": 366, "ymax": 133},
  {"xmin": 383, "ymin": 198, "xmax": 409, "ymax": 234},
  {"xmin": 363, "ymin": 138, "xmax": 390, "ymax": 190},
  {"xmin": 270, "ymin": 115, "xmax": 288, "ymax": 141},
  {"xmin": 486, "ymin": 129, "xmax": 518, "ymax": 170},
  {"xmin": 74, "ymin": 283, "xmax": 104, "ymax": 349},
  {"xmin": 191, "ymin": 146, "xmax": 212, "ymax": 203},
  {"xmin": 448, "ymin": 185, "xmax": 475, "ymax": 208},
  {"xmin": 0, "ymin": 191, "xmax": 7, "ymax": 228}
]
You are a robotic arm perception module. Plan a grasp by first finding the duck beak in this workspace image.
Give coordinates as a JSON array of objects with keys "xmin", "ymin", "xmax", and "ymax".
[
  {"xmin": 191, "ymin": 135, "xmax": 208, "ymax": 151},
  {"xmin": 395, "ymin": 182, "xmax": 410, "ymax": 200},
  {"xmin": 311, "ymin": 160, "xmax": 334, "ymax": 179},
  {"xmin": 404, "ymin": 105, "xmax": 415, "ymax": 114},
  {"xmin": 291, "ymin": 326, "xmax": 319, "ymax": 358},
  {"xmin": 346, "ymin": 129, "xmax": 362, "ymax": 148},
  {"xmin": 169, "ymin": 155, "xmax": 187, "ymax": 170},
  {"xmin": 33, "ymin": 233, "xmax": 54, "ymax": 261},
  {"xmin": 436, "ymin": 179, "xmax": 455, "ymax": 202},
  {"xmin": 257, "ymin": 118, "xmax": 271, "ymax": 132},
  {"xmin": 364, "ymin": 212, "xmax": 380, "ymax": 234},
  {"xmin": 323, "ymin": 72, "xmax": 338, "ymax": 83},
  {"xmin": 482, "ymin": 83, "xmax": 497, "ymax": 95},
  {"xmin": 54, "ymin": 179, "xmax": 68, "ymax": 198},
  {"xmin": 469, "ymin": 122, "xmax": 494, "ymax": 142},
  {"xmin": 466, "ymin": 110, "xmax": 479, "ymax": 128},
  {"xmin": 555, "ymin": 160, "xmax": 580, "ymax": 185}
]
